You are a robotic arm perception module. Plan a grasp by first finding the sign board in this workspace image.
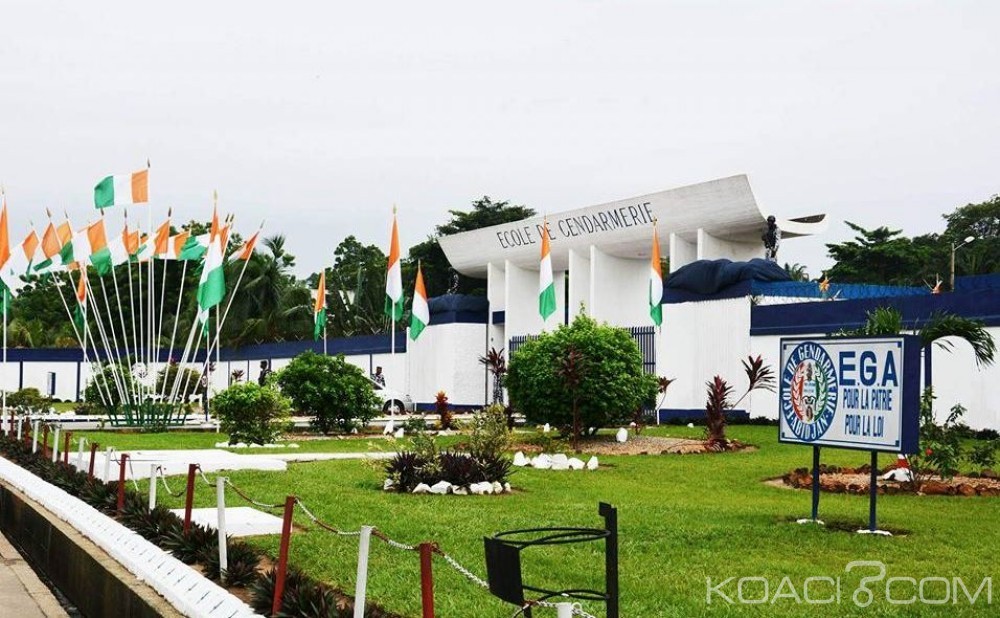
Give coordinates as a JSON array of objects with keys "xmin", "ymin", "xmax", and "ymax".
[{"xmin": 778, "ymin": 336, "xmax": 920, "ymax": 453}]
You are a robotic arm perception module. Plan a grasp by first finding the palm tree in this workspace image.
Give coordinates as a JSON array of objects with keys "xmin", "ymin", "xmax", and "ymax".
[
  {"xmin": 855, "ymin": 307, "xmax": 995, "ymax": 367},
  {"xmin": 783, "ymin": 262, "xmax": 810, "ymax": 282},
  {"xmin": 224, "ymin": 235, "xmax": 311, "ymax": 345}
]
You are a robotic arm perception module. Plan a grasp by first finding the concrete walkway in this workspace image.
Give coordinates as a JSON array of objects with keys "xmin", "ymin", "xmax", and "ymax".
[{"xmin": 0, "ymin": 533, "xmax": 68, "ymax": 617}]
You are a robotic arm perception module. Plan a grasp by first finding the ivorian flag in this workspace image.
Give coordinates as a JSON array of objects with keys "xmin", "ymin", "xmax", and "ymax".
[
  {"xmin": 538, "ymin": 220, "xmax": 556, "ymax": 320},
  {"xmin": 73, "ymin": 220, "xmax": 113, "ymax": 276},
  {"xmin": 33, "ymin": 222, "xmax": 61, "ymax": 272},
  {"xmin": 6, "ymin": 230, "xmax": 38, "ymax": 284},
  {"xmin": 232, "ymin": 230, "xmax": 259, "ymax": 262},
  {"xmin": 409, "ymin": 263, "xmax": 429, "ymax": 341},
  {"xmin": 94, "ymin": 169, "xmax": 149, "ymax": 209},
  {"xmin": 0, "ymin": 196, "xmax": 13, "ymax": 305},
  {"xmin": 153, "ymin": 217, "xmax": 171, "ymax": 257},
  {"xmin": 178, "ymin": 233, "xmax": 209, "ymax": 261},
  {"xmin": 73, "ymin": 272, "xmax": 87, "ymax": 334},
  {"xmin": 384, "ymin": 213, "xmax": 404, "ymax": 321},
  {"xmin": 196, "ymin": 230, "xmax": 225, "ymax": 333},
  {"xmin": 649, "ymin": 224, "xmax": 663, "ymax": 326},
  {"xmin": 313, "ymin": 270, "xmax": 326, "ymax": 341}
]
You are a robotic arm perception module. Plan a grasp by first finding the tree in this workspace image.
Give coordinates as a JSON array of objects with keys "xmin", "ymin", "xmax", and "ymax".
[
  {"xmin": 783, "ymin": 263, "xmax": 810, "ymax": 282},
  {"xmin": 276, "ymin": 351, "xmax": 380, "ymax": 433},
  {"xmin": 213, "ymin": 382, "xmax": 291, "ymax": 445},
  {"xmin": 318, "ymin": 236, "xmax": 391, "ymax": 336},
  {"xmin": 223, "ymin": 235, "xmax": 311, "ymax": 345},
  {"xmin": 942, "ymin": 194, "xmax": 1000, "ymax": 279},
  {"xmin": 825, "ymin": 222, "xmax": 943, "ymax": 286},
  {"xmin": 405, "ymin": 196, "xmax": 536, "ymax": 297},
  {"xmin": 505, "ymin": 314, "xmax": 658, "ymax": 432}
]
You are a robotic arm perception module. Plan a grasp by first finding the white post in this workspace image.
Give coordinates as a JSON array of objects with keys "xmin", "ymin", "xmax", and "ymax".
[
  {"xmin": 353, "ymin": 525, "xmax": 373, "ymax": 618},
  {"xmin": 31, "ymin": 420, "xmax": 40, "ymax": 453},
  {"xmin": 555, "ymin": 603, "xmax": 573, "ymax": 618},
  {"xmin": 103, "ymin": 447, "xmax": 114, "ymax": 482},
  {"xmin": 52, "ymin": 426, "xmax": 60, "ymax": 462},
  {"xmin": 77, "ymin": 437, "xmax": 86, "ymax": 468},
  {"xmin": 149, "ymin": 464, "xmax": 159, "ymax": 510},
  {"xmin": 216, "ymin": 476, "xmax": 228, "ymax": 578},
  {"xmin": 16, "ymin": 417, "xmax": 23, "ymax": 439}
]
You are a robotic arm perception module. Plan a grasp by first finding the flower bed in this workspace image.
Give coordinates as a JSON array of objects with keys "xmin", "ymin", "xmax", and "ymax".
[{"xmin": 782, "ymin": 464, "xmax": 1000, "ymax": 497}]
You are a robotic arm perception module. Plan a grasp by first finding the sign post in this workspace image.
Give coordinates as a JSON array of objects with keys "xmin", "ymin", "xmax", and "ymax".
[{"xmin": 779, "ymin": 336, "xmax": 920, "ymax": 535}]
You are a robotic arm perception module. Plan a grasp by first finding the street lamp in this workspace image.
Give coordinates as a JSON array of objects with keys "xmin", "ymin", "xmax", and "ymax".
[{"xmin": 950, "ymin": 235, "xmax": 976, "ymax": 291}]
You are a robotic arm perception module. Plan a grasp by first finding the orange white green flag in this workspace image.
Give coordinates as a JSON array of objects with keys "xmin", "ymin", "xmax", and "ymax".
[
  {"xmin": 0, "ymin": 195, "xmax": 13, "ymax": 304},
  {"xmin": 73, "ymin": 272, "xmax": 87, "ymax": 333},
  {"xmin": 72, "ymin": 220, "xmax": 113, "ymax": 276},
  {"xmin": 232, "ymin": 230, "xmax": 259, "ymax": 262},
  {"xmin": 94, "ymin": 168, "xmax": 148, "ymax": 209},
  {"xmin": 384, "ymin": 212, "xmax": 404, "ymax": 321},
  {"xmin": 313, "ymin": 270, "xmax": 326, "ymax": 341},
  {"xmin": 196, "ymin": 228, "xmax": 225, "ymax": 333},
  {"xmin": 409, "ymin": 263, "xmax": 429, "ymax": 341},
  {"xmin": 538, "ymin": 220, "xmax": 556, "ymax": 320},
  {"xmin": 649, "ymin": 223, "xmax": 663, "ymax": 326}
]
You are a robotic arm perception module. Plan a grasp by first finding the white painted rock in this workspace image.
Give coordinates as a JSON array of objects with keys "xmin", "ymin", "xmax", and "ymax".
[
  {"xmin": 629, "ymin": 421, "xmax": 637, "ymax": 428},
  {"xmin": 383, "ymin": 420, "xmax": 395, "ymax": 435},
  {"xmin": 503, "ymin": 482, "xmax": 512, "ymax": 493},
  {"xmin": 394, "ymin": 428, "xmax": 405, "ymax": 438},
  {"xmin": 531, "ymin": 454, "xmax": 552, "ymax": 469},
  {"xmin": 586, "ymin": 456, "xmax": 599, "ymax": 470},
  {"xmin": 214, "ymin": 441, "xmax": 228, "ymax": 448},
  {"xmin": 288, "ymin": 443, "xmax": 300, "ymax": 448},
  {"xmin": 492, "ymin": 481, "xmax": 504, "ymax": 494},
  {"xmin": 616, "ymin": 428, "xmax": 628, "ymax": 443},
  {"xmin": 567, "ymin": 457, "xmax": 585, "ymax": 470},
  {"xmin": 687, "ymin": 423, "xmax": 695, "ymax": 428},
  {"xmin": 542, "ymin": 423, "xmax": 551, "ymax": 433},
  {"xmin": 249, "ymin": 443, "xmax": 262, "ymax": 448},
  {"xmin": 383, "ymin": 478, "xmax": 394, "ymax": 491},
  {"xmin": 469, "ymin": 482, "xmax": 491, "ymax": 495},
  {"xmin": 883, "ymin": 468, "xmax": 914, "ymax": 483},
  {"xmin": 412, "ymin": 483, "xmax": 431, "ymax": 494},
  {"xmin": 550, "ymin": 454, "xmax": 570, "ymax": 470},
  {"xmin": 512, "ymin": 451, "xmax": 530, "ymax": 467},
  {"xmin": 351, "ymin": 428, "xmax": 359, "ymax": 434},
  {"xmin": 430, "ymin": 480, "xmax": 452, "ymax": 495},
  {"xmin": 452, "ymin": 486, "xmax": 469, "ymax": 496}
]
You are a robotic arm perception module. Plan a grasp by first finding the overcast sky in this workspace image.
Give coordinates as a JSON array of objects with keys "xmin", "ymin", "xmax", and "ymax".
[{"xmin": 2, "ymin": 1, "xmax": 998, "ymax": 280}]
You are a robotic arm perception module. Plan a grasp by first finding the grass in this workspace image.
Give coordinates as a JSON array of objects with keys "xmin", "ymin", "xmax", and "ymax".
[
  {"xmin": 72, "ymin": 429, "xmax": 466, "ymax": 454},
  {"xmin": 128, "ymin": 425, "xmax": 998, "ymax": 617}
]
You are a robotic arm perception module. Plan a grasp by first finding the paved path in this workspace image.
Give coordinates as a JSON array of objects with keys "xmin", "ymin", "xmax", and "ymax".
[{"xmin": 0, "ymin": 533, "xmax": 68, "ymax": 617}]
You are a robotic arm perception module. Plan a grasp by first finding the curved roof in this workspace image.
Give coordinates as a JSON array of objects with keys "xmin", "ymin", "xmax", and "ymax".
[{"xmin": 439, "ymin": 175, "xmax": 826, "ymax": 278}]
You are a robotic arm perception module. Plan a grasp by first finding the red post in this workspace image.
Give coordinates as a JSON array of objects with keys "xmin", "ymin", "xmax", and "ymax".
[
  {"xmin": 420, "ymin": 543, "xmax": 435, "ymax": 618},
  {"xmin": 63, "ymin": 431, "xmax": 72, "ymax": 465},
  {"xmin": 183, "ymin": 464, "xmax": 198, "ymax": 534},
  {"xmin": 87, "ymin": 442, "xmax": 98, "ymax": 480},
  {"xmin": 41, "ymin": 425, "xmax": 49, "ymax": 457},
  {"xmin": 272, "ymin": 496, "xmax": 296, "ymax": 616},
  {"xmin": 117, "ymin": 453, "xmax": 129, "ymax": 515}
]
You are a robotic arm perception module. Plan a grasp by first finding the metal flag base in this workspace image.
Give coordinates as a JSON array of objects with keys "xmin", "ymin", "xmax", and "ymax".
[{"xmin": 107, "ymin": 400, "xmax": 191, "ymax": 430}]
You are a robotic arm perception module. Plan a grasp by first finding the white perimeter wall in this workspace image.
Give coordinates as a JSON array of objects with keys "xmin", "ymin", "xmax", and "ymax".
[
  {"xmin": 658, "ymin": 297, "xmax": 751, "ymax": 410},
  {"xmin": 406, "ymin": 322, "xmax": 488, "ymax": 407},
  {"xmin": 749, "ymin": 329, "xmax": 1000, "ymax": 430}
]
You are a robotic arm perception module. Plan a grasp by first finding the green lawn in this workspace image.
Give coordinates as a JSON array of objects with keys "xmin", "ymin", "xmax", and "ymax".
[
  {"xmin": 131, "ymin": 425, "xmax": 998, "ymax": 617},
  {"xmin": 72, "ymin": 429, "xmax": 466, "ymax": 454}
]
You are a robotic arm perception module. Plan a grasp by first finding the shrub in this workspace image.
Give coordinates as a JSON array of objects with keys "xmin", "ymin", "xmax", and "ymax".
[
  {"xmin": 156, "ymin": 364, "xmax": 204, "ymax": 403},
  {"xmin": 468, "ymin": 404, "xmax": 511, "ymax": 460},
  {"xmin": 84, "ymin": 364, "xmax": 137, "ymax": 409},
  {"xmin": 704, "ymin": 355, "xmax": 774, "ymax": 449},
  {"xmin": 7, "ymin": 387, "xmax": 52, "ymax": 414},
  {"xmin": 277, "ymin": 351, "xmax": 380, "ymax": 433},
  {"xmin": 213, "ymin": 382, "xmax": 291, "ymax": 445},
  {"xmin": 505, "ymin": 314, "xmax": 658, "ymax": 432},
  {"xmin": 435, "ymin": 391, "xmax": 453, "ymax": 430}
]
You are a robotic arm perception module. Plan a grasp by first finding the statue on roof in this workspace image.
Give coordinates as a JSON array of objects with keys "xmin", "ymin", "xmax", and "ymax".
[{"xmin": 762, "ymin": 215, "xmax": 781, "ymax": 262}]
